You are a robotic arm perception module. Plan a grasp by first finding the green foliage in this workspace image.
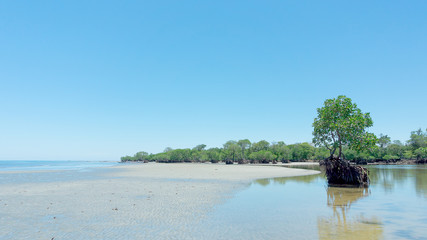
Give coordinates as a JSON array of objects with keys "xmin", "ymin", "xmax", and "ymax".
[
  {"xmin": 270, "ymin": 142, "xmax": 292, "ymax": 162},
  {"xmin": 312, "ymin": 95, "xmax": 377, "ymax": 159},
  {"xmin": 206, "ymin": 148, "xmax": 221, "ymax": 163},
  {"xmin": 120, "ymin": 155, "xmax": 134, "ymax": 162},
  {"xmin": 248, "ymin": 150, "xmax": 277, "ymax": 163},
  {"xmin": 134, "ymin": 151, "xmax": 149, "ymax": 161},
  {"xmin": 251, "ymin": 140, "xmax": 270, "ymax": 152},
  {"xmin": 414, "ymin": 147, "xmax": 427, "ymax": 160},
  {"xmin": 314, "ymin": 147, "xmax": 330, "ymax": 160},
  {"xmin": 408, "ymin": 128, "xmax": 427, "ymax": 150},
  {"xmin": 121, "ymin": 128, "xmax": 425, "ymax": 163},
  {"xmin": 383, "ymin": 155, "xmax": 399, "ymax": 161},
  {"xmin": 163, "ymin": 147, "xmax": 173, "ymax": 153},
  {"xmin": 403, "ymin": 150, "xmax": 414, "ymax": 160},
  {"xmin": 378, "ymin": 134, "xmax": 391, "ymax": 148},
  {"xmin": 342, "ymin": 148, "xmax": 358, "ymax": 161},
  {"xmin": 288, "ymin": 143, "xmax": 315, "ymax": 161},
  {"xmin": 223, "ymin": 140, "xmax": 240, "ymax": 162},
  {"xmin": 120, "ymin": 151, "xmax": 149, "ymax": 162},
  {"xmin": 192, "ymin": 144, "xmax": 207, "ymax": 151},
  {"xmin": 170, "ymin": 149, "xmax": 192, "ymax": 162},
  {"xmin": 237, "ymin": 139, "xmax": 251, "ymax": 161},
  {"xmin": 386, "ymin": 143, "xmax": 404, "ymax": 159},
  {"xmin": 151, "ymin": 152, "xmax": 171, "ymax": 162}
]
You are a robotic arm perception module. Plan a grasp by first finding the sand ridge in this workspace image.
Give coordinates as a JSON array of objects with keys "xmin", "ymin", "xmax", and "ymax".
[{"xmin": 113, "ymin": 162, "xmax": 320, "ymax": 181}]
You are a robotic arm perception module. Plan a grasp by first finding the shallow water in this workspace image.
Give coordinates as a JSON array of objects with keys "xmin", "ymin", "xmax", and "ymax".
[
  {"xmin": 1, "ymin": 163, "xmax": 426, "ymax": 239},
  {"xmin": 0, "ymin": 160, "xmax": 118, "ymax": 172},
  {"xmin": 0, "ymin": 160, "xmax": 119, "ymax": 184},
  {"xmin": 195, "ymin": 165, "xmax": 427, "ymax": 240}
]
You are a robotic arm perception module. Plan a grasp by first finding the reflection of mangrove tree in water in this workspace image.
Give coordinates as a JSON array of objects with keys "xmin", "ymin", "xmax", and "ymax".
[
  {"xmin": 318, "ymin": 187, "xmax": 383, "ymax": 240},
  {"xmin": 368, "ymin": 166, "xmax": 427, "ymax": 198},
  {"xmin": 415, "ymin": 168, "xmax": 427, "ymax": 199},
  {"xmin": 368, "ymin": 166, "xmax": 409, "ymax": 192},
  {"xmin": 257, "ymin": 165, "xmax": 427, "ymax": 197}
]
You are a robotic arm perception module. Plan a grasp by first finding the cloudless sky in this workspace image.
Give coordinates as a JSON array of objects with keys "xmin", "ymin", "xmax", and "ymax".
[{"xmin": 1, "ymin": 1, "xmax": 426, "ymax": 160}]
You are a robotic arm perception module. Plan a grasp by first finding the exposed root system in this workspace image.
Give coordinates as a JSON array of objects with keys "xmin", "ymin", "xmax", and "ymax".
[{"xmin": 321, "ymin": 157, "xmax": 369, "ymax": 187}]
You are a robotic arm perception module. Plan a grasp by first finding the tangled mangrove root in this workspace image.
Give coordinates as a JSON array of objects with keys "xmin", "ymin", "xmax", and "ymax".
[
  {"xmin": 321, "ymin": 157, "xmax": 369, "ymax": 187},
  {"xmin": 416, "ymin": 158, "xmax": 427, "ymax": 164}
]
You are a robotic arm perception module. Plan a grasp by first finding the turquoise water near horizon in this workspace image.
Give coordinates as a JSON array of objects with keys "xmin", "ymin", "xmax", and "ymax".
[
  {"xmin": 0, "ymin": 160, "xmax": 118, "ymax": 172},
  {"xmin": 0, "ymin": 160, "xmax": 119, "ymax": 184}
]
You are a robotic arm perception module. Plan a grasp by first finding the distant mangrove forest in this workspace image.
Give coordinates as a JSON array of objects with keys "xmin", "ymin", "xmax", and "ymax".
[{"xmin": 121, "ymin": 128, "xmax": 427, "ymax": 164}]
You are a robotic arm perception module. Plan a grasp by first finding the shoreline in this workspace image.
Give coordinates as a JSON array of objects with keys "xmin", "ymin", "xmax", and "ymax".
[
  {"xmin": 367, "ymin": 159, "xmax": 422, "ymax": 165},
  {"xmin": 111, "ymin": 162, "xmax": 320, "ymax": 181}
]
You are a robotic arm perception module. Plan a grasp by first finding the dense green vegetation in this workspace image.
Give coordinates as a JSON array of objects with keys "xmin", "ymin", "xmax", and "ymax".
[
  {"xmin": 313, "ymin": 95, "xmax": 377, "ymax": 159},
  {"xmin": 121, "ymin": 141, "xmax": 322, "ymax": 163},
  {"xmin": 121, "ymin": 128, "xmax": 427, "ymax": 163}
]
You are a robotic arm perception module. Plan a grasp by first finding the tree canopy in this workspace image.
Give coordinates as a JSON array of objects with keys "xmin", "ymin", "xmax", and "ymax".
[
  {"xmin": 121, "ymin": 128, "xmax": 426, "ymax": 164},
  {"xmin": 312, "ymin": 95, "xmax": 377, "ymax": 159},
  {"xmin": 121, "ymin": 100, "xmax": 424, "ymax": 164}
]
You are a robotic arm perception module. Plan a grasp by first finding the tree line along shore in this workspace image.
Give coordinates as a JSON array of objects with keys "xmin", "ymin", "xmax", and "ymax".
[{"xmin": 121, "ymin": 128, "xmax": 427, "ymax": 164}]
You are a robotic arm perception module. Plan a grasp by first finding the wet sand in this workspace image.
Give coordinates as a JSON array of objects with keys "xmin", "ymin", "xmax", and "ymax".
[
  {"xmin": 0, "ymin": 163, "xmax": 319, "ymax": 240},
  {"xmin": 113, "ymin": 162, "xmax": 319, "ymax": 180}
]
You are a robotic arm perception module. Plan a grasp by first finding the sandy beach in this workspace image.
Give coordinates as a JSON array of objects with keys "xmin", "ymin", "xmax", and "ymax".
[
  {"xmin": 0, "ymin": 163, "xmax": 319, "ymax": 240},
  {"xmin": 113, "ymin": 162, "xmax": 319, "ymax": 180}
]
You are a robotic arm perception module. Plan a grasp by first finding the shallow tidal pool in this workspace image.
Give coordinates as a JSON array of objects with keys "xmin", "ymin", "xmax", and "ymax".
[{"xmin": 194, "ymin": 165, "xmax": 427, "ymax": 240}]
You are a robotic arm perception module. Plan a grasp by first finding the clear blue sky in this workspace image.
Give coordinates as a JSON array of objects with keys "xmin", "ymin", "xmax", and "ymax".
[{"xmin": 1, "ymin": 1, "xmax": 426, "ymax": 160}]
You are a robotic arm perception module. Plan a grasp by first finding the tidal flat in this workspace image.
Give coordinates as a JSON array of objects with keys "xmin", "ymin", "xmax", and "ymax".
[
  {"xmin": 0, "ymin": 163, "xmax": 318, "ymax": 240},
  {"xmin": 2, "ymin": 163, "xmax": 426, "ymax": 239}
]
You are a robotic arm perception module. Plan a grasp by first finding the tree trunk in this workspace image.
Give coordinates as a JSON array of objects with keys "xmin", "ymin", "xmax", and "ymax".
[{"xmin": 330, "ymin": 148, "xmax": 336, "ymax": 159}]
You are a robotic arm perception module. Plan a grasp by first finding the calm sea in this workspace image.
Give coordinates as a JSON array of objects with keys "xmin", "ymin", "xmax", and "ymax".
[
  {"xmin": 0, "ymin": 160, "xmax": 119, "ymax": 184},
  {"xmin": 0, "ymin": 160, "xmax": 118, "ymax": 172}
]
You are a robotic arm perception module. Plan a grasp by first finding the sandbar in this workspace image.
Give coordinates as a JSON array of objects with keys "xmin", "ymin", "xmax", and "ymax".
[{"xmin": 113, "ymin": 162, "xmax": 319, "ymax": 181}]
